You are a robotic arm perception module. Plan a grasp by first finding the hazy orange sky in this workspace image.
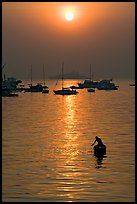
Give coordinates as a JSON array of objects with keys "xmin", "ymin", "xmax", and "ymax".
[{"xmin": 2, "ymin": 2, "xmax": 135, "ymax": 80}]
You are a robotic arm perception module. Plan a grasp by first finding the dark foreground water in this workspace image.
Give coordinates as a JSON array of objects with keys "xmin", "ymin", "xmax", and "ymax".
[{"xmin": 2, "ymin": 79, "xmax": 135, "ymax": 202}]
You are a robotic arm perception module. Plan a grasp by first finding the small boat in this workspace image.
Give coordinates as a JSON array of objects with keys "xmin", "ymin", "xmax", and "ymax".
[
  {"xmin": 93, "ymin": 145, "xmax": 106, "ymax": 156},
  {"xmin": 87, "ymin": 88, "xmax": 95, "ymax": 92},
  {"xmin": 129, "ymin": 84, "xmax": 135, "ymax": 86},
  {"xmin": 53, "ymin": 62, "xmax": 79, "ymax": 95}
]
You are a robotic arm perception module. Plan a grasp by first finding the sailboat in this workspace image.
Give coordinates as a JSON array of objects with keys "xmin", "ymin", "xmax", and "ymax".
[
  {"xmin": 87, "ymin": 64, "xmax": 96, "ymax": 92},
  {"xmin": 25, "ymin": 64, "xmax": 49, "ymax": 93},
  {"xmin": 53, "ymin": 62, "xmax": 78, "ymax": 95},
  {"xmin": 42, "ymin": 64, "xmax": 49, "ymax": 94}
]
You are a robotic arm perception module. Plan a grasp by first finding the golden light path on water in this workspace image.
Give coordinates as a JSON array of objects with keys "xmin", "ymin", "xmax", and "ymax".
[{"xmin": 49, "ymin": 95, "xmax": 84, "ymax": 201}]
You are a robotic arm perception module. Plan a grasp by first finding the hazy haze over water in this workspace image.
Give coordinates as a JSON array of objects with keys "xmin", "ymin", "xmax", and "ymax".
[{"xmin": 2, "ymin": 2, "xmax": 135, "ymax": 80}]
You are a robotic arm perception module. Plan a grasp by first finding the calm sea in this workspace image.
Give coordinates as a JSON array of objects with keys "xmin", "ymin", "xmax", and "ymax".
[{"xmin": 2, "ymin": 79, "xmax": 135, "ymax": 202}]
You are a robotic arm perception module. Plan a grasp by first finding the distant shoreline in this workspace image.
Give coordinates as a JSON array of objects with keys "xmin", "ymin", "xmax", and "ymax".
[{"xmin": 48, "ymin": 77, "xmax": 88, "ymax": 79}]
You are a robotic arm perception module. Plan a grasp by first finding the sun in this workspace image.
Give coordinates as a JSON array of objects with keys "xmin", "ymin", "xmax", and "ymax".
[{"xmin": 65, "ymin": 11, "xmax": 74, "ymax": 21}]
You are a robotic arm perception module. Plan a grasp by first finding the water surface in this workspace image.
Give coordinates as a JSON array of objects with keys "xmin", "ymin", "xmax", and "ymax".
[{"xmin": 2, "ymin": 79, "xmax": 135, "ymax": 202}]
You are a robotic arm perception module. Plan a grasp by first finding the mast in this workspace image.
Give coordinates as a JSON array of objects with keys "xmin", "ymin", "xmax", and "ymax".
[
  {"xmin": 2, "ymin": 63, "xmax": 6, "ymax": 70},
  {"xmin": 90, "ymin": 64, "xmax": 94, "ymax": 81},
  {"xmin": 2, "ymin": 63, "xmax": 6, "ymax": 81},
  {"xmin": 90, "ymin": 64, "xmax": 91, "ymax": 80},
  {"xmin": 4, "ymin": 74, "xmax": 6, "ymax": 81},
  {"xmin": 43, "ymin": 64, "xmax": 45, "ymax": 86},
  {"xmin": 62, "ymin": 61, "xmax": 64, "ymax": 89},
  {"xmin": 31, "ymin": 64, "xmax": 32, "ymax": 85},
  {"xmin": 30, "ymin": 64, "xmax": 32, "ymax": 92}
]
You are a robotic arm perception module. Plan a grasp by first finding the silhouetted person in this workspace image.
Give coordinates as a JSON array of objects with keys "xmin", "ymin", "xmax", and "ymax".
[{"xmin": 91, "ymin": 136, "xmax": 104, "ymax": 147}]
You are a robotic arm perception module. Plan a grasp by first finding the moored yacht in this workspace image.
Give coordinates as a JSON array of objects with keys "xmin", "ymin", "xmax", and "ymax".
[
  {"xmin": 97, "ymin": 79, "xmax": 119, "ymax": 90},
  {"xmin": 78, "ymin": 64, "xmax": 98, "ymax": 88},
  {"xmin": 78, "ymin": 79, "xmax": 98, "ymax": 88}
]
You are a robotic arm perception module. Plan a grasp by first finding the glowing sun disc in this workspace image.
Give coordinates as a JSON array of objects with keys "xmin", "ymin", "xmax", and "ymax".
[{"xmin": 65, "ymin": 12, "xmax": 74, "ymax": 21}]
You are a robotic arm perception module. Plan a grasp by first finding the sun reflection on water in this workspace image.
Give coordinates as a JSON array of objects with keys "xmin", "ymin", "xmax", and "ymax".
[{"xmin": 53, "ymin": 95, "xmax": 87, "ymax": 201}]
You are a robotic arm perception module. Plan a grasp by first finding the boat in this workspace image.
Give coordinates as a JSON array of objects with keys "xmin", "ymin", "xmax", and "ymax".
[
  {"xmin": 42, "ymin": 89, "xmax": 49, "ymax": 94},
  {"xmin": 54, "ymin": 87, "xmax": 78, "ymax": 95},
  {"xmin": 2, "ymin": 63, "xmax": 23, "ymax": 92},
  {"xmin": 16, "ymin": 84, "xmax": 25, "ymax": 92},
  {"xmin": 25, "ymin": 83, "xmax": 48, "ymax": 92},
  {"xmin": 42, "ymin": 64, "xmax": 49, "ymax": 94},
  {"xmin": 129, "ymin": 84, "xmax": 135, "ymax": 86},
  {"xmin": 2, "ymin": 77, "xmax": 23, "ymax": 92},
  {"xmin": 2, "ymin": 87, "xmax": 18, "ymax": 97},
  {"xmin": 69, "ymin": 85, "xmax": 84, "ymax": 89},
  {"xmin": 78, "ymin": 64, "xmax": 98, "ymax": 88},
  {"xmin": 94, "ymin": 145, "xmax": 106, "ymax": 156},
  {"xmin": 87, "ymin": 88, "xmax": 95, "ymax": 92},
  {"xmin": 97, "ymin": 79, "xmax": 119, "ymax": 90},
  {"xmin": 78, "ymin": 79, "xmax": 98, "ymax": 88},
  {"xmin": 25, "ymin": 65, "xmax": 49, "ymax": 93},
  {"xmin": 53, "ymin": 62, "xmax": 79, "ymax": 95}
]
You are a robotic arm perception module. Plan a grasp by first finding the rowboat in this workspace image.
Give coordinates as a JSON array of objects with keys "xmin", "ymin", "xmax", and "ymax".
[{"xmin": 94, "ymin": 144, "xmax": 106, "ymax": 156}]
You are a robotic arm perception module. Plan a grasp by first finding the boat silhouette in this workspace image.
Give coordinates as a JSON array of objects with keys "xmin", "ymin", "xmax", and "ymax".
[{"xmin": 53, "ymin": 62, "xmax": 78, "ymax": 95}]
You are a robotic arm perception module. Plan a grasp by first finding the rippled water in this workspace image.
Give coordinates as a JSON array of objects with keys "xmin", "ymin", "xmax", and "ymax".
[{"xmin": 2, "ymin": 79, "xmax": 135, "ymax": 202}]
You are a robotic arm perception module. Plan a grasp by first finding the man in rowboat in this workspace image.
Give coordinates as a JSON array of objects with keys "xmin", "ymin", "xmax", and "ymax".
[
  {"xmin": 92, "ymin": 136, "xmax": 106, "ymax": 156},
  {"xmin": 91, "ymin": 136, "xmax": 104, "ymax": 147}
]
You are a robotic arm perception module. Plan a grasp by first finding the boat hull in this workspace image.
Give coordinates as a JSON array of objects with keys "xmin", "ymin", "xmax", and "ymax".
[
  {"xmin": 94, "ymin": 145, "xmax": 106, "ymax": 156},
  {"xmin": 24, "ymin": 84, "xmax": 49, "ymax": 93},
  {"xmin": 54, "ymin": 89, "xmax": 78, "ymax": 95},
  {"xmin": 42, "ymin": 89, "xmax": 49, "ymax": 94},
  {"xmin": 2, "ymin": 93, "xmax": 18, "ymax": 97},
  {"xmin": 97, "ymin": 87, "xmax": 118, "ymax": 90},
  {"xmin": 2, "ymin": 87, "xmax": 19, "ymax": 97},
  {"xmin": 70, "ymin": 85, "xmax": 84, "ymax": 89},
  {"xmin": 87, "ymin": 88, "xmax": 95, "ymax": 92}
]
